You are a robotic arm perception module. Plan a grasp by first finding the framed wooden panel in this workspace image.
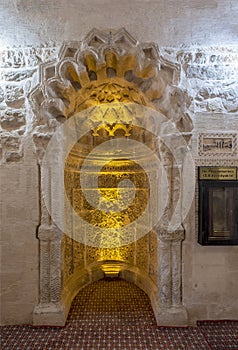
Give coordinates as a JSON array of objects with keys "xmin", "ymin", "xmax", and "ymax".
[{"xmin": 198, "ymin": 168, "xmax": 238, "ymax": 245}]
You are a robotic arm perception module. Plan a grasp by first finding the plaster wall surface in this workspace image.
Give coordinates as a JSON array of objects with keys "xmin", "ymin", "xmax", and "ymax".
[
  {"xmin": 0, "ymin": 0, "xmax": 238, "ymax": 47},
  {"xmin": 0, "ymin": 0, "xmax": 238, "ymax": 325},
  {"xmin": 0, "ymin": 142, "xmax": 39, "ymax": 324}
]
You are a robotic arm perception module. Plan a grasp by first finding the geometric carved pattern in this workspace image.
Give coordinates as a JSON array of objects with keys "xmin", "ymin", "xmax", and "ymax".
[
  {"xmin": 30, "ymin": 29, "xmax": 190, "ymax": 326},
  {"xmin": 30, "ymin": 28, "xmax": 193, "ymax": 136}
]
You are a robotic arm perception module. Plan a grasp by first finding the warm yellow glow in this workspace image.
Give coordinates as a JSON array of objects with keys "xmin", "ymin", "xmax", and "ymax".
[
  {"xmin": 92, "ymin": 123, "xmax": 132, "ymax": 137},
  {"xmin": 101, "ymin": 262, "xmax": 121, "ymax": 277},
  {"xmin": 99, "ymin": 247, "xmax": 124, "ymax": 261},
  {"xmin": 64, "ymin": 115, "xmax": 158, "ymax": 250},
  {"xmin": 67, "ymin": 157, "xmax": 149, "ymax": 232}
]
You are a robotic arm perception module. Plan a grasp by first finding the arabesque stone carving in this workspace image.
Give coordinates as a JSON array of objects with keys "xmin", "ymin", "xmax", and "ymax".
[{"xmin": 29, "ymin": 28, "xmax": 193, "ymax": 326}]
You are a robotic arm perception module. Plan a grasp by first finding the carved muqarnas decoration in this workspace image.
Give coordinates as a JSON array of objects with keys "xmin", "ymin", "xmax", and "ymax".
[
  {"xmin": 30, "ymin": 28, "xmax": 193, "ymax": 145},
  {"xmin": 29, "ymin": 29, "xmax": 193, "ymax": 327}
]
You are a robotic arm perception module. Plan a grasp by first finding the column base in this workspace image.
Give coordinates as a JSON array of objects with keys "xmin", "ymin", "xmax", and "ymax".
[
  {"xmin": 155, "ymin": 306, "xmax": 188, "ymax": 326},
  {"xmin": 33, "ymin": 303, "xmax": 67, "ymax": 326}
]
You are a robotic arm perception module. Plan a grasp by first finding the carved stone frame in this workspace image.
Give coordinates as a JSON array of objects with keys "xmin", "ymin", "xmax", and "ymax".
[{"xmin": 30, "ymin": 29, "xmax": 192, "ymax": 326}]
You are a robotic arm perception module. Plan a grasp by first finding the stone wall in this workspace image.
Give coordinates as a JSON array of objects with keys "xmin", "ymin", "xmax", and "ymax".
[
  {"xmin": 1, "ymin": 0, "xmax": 237, "ymax": 47},
  {"xmin": 1, "ymin": 0, "xmax": 238, "ymax": 325}
]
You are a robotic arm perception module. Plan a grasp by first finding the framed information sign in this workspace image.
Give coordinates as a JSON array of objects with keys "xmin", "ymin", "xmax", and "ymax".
[{"xmin": 198, "ymin": 167, "xmax": 238, "ymax": 245}]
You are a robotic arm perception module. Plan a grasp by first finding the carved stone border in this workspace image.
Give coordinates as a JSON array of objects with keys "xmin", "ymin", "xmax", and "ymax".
[
  {"xmin": 198, "ymin": 132, "xmax": 237, "ymax": 157},
  {"xmin": 29, "ymin": 28, "xmax": 190, "ymax": 327}
]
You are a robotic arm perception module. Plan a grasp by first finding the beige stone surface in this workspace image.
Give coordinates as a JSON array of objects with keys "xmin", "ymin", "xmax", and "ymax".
[
  {"xmin": 0, "ymin": 143, "xmax": 39, "ymax": 324},
  {"xmin": 183, "ymin": 206, "xmax": 238, "ymax": 324},
  {"xmin": 0, "ymin": 0, "xmax": 238, "ymax": 47},
  {"xmin": 0, "ymin": 1, "xmax": 238, "ymax": 325}
]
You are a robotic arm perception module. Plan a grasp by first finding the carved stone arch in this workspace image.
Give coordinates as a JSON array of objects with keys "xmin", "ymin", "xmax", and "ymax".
[
  {"xmin": 29, "ymin": 28, "xmax": 192, "ymax": 326},
  {"xmin": 30, "ymin": 28, "xmax": 192, "ymax": 127}
]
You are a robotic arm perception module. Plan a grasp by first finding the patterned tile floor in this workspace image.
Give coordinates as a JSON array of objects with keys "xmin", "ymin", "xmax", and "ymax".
[{"xmin": 1, "ymin": 278, "xmax": 238, "ymax": 349}]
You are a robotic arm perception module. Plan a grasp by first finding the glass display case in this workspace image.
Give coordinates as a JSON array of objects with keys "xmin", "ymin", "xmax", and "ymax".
[{"xmin": 198, "ymin": 167, "xmax": 238, "ymax": 245}]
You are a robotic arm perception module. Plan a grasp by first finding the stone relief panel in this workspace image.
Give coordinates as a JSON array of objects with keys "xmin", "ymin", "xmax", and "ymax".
[
  {"xmin": 0, "ymin": 47, "xmax": 57, "ymax": 69},
  {"xmin": 194, "ymin": 82, "xmax": 238, "ymax": 113},
  {"xmin": 1, "ymin": 39, "xmax": 237, "ymax": 165},
  {"xmin": 0, "ymin": 46, "xmax": 57, "ymax": 164},
  {"xmin": 159, "ymin": 46, "xmax": 238, "ymax": 114},
  {"xmin": 175, "ymin": 47, "xmax": 238, "ymax": 114}
]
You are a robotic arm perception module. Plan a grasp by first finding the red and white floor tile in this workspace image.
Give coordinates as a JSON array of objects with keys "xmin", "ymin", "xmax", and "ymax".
[{"xmin": 1, "ymin": 279, "xmax": 237, "ymax": 349}]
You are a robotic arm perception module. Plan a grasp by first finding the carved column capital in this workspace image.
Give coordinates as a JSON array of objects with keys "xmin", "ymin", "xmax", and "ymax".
[
  {"xmin": 37, "ymin": 224, "xmax": 63, "ymax": 241},
  {"xmin": 158, "ymin": 226, "xmax": 185, "ymax": 242}
]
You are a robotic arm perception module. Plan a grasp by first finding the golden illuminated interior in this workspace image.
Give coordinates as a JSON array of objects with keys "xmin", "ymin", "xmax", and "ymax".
[
  {"xmin": 62, "ymin": 51, "xmax": 160, "ymax": 268},
  {"xmin": 71, "ymin": 158, "xmax": 149, "ymax": 229},
  {"xmin": 64, "ymin": 120, "xmax": 158, "ymax": 263}
]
